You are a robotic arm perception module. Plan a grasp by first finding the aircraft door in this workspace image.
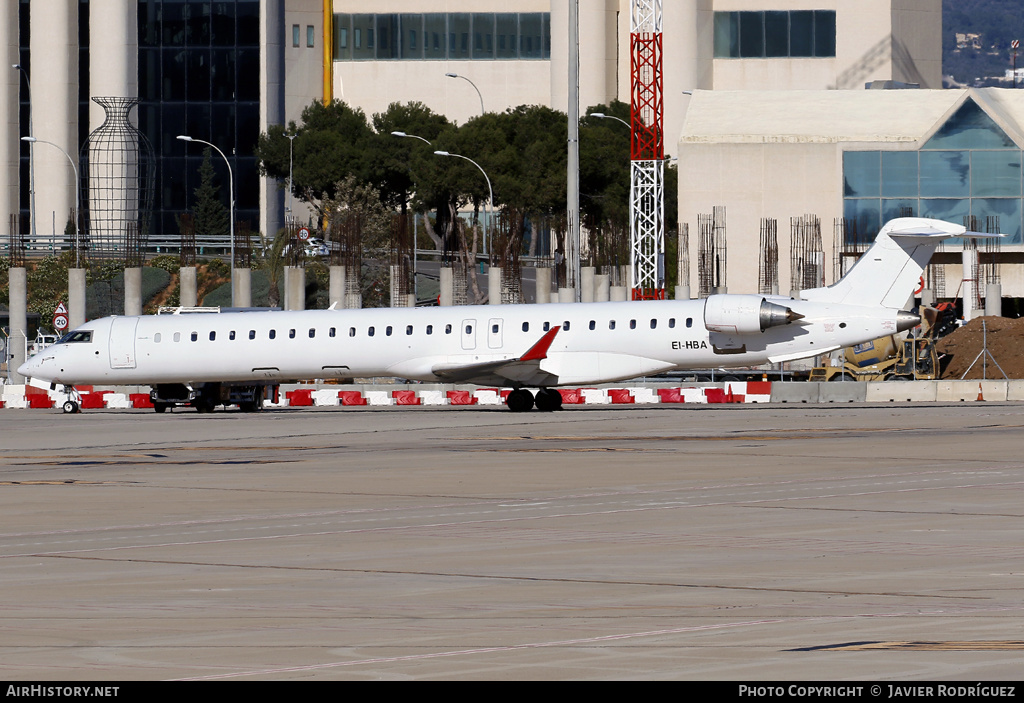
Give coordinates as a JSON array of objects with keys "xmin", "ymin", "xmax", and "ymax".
[
  {"xmin": 487, "ymin": 318, "xmax": 503, "ymax": 349},
  {"xmin": 461, "ymin": 319, "xmax": 477, "ymax": 350},
  {"xmin": 108, "ymin": 317, "xmax": 139, "ymax": 369}
]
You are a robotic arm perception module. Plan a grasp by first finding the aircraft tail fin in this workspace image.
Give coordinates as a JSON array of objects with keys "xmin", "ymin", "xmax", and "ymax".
[{"xmin": 800, "ymin": 217, "xmax": 1001, "ymax": 308}]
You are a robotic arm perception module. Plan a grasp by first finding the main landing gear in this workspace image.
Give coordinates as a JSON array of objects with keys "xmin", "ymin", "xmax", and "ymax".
[{"xmin": 506, "ymin": 388, "xmax": 563, "ymax": 413}]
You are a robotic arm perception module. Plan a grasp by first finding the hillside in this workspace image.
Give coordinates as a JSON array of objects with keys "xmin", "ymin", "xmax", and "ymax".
[{"xmin": 943, "ymin": 0, "xmax": 1024, "ymax": 85}]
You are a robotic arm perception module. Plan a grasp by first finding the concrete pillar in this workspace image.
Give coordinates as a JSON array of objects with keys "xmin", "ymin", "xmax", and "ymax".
[
  {"xmin": 488, "ymin": 266, "xmax": 502, "ymax": 304},
  {"xmin": 535, "ymin": 267, "xmax": 551, "ymax": 304},
  {"xmin": 594, "ymin": 273, "xmax": 610, "ymax": 302},
  {"xmin": 31, "ymin": 0, "xmax": 78, "ymax": 245},
  {"xmin": 284, "ymin": 266, "xmax": 305, "ymax": 311},
  {"xmin": 920, "ymin": 288, "xmax": 936, "ymax": 308},
  {"xmin": 675, "ymin": 285, "xmax": 690, "ymax": 301},
  {"xmin": 962, "ymin": 249, "xmax": 977, "ymax": 321},
  {"xmin": 610, "ymin": 286, "xmax": 629, "ymax": 302},
  {"xmin": 68, "ymin": 268, "xmax": 86, "ymax": 329},
  {"xmin": 233, "ymin": 267, "xmax": 251, "ymax": 308},
  {"xmin": 2, "ymin": 1, "xmax": 19, "ymax": 229},
  {"xmin": 179, "ymin": 267, "xmax": 198, "ymax": 307},
  {"xmin": 558, "ymin": 287, "xmax": 576, "ymax": 303},
  {"xmin": 439, "ymin": 266, "xmax": 454, "ymax": 306},
  {"xmin": 89, "ymin": 0, "xmax": 137, "ymax": 131},
  {"xmin": 8, "ymin": 268, "xmax": 27, "ymax": 383},
  {"xmin": 123, "ymin": 267, "xmax": 142, "ymax": 316},
  {"xmin": 329, "ymin": 265, "xmax": 345, "ymax": 308},
  {"xmin": 580, "ymin": 267, "xmax": 595, "ymax": 303},
  {"xmin": 985, "ymin": 283, "xmax": 1002, "ymax": 317},
  {"xmin": 259, "ymin": 0, "xmax": 285, "ymax": 241}
]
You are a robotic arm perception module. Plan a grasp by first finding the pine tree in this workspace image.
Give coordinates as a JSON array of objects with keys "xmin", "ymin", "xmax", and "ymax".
[{"xmin": 192, "ymin": 148, "xmax": 230, "ymax": 243}]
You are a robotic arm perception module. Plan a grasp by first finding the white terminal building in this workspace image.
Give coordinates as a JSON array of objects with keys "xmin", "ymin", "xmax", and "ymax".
[{"xmin": 13, "ymin": 2, "xmax": 1014, "ymax": 306}]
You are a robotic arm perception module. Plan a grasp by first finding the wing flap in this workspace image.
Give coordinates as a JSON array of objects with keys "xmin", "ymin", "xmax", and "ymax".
[{"xmin": 431, "ymin": 328, "xmax": 560, "ymax": 385}]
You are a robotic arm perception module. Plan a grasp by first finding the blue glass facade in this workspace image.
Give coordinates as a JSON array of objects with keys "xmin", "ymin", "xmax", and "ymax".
[
  {"xmin": 138, "ymin": 0, "xmax": 261, "ymax": 243},
  {"xmin": 843, "ymin": 100, "xmax": 1024, "ymax": 244},
  {"xmin": 333, "ymin": 13, "xmax": 550, "ymax": 61}
]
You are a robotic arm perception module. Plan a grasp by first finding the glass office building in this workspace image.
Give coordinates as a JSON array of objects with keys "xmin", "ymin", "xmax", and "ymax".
[
  {"xmin": 843, "ymin": 99, "xmax": 1024, "ymax": 245},
  {"xmin": 138, "ymin": 0, "xmax": 262, "ymax": 244}
]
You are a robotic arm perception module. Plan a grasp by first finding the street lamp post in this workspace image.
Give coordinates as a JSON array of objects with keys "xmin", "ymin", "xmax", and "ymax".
[
  {"xmin": 177, "ymin": 135, "xmax": 235, "ymax": 307},
  {"xmin": 434, "ymin": 150, "xmax": 493, "ymax": 259},
  {"xmin": 21, "ymin": 137, "xmax": 79, "ymax": 267},
  {"xmin": 444, "ymin": 73, "xmax": 485, "ymax": 116},
  {"xmin": 12, "ymin": 64, "xmax": 36, "ymax": 241},
  {"xmin": 283, "ymin": 132, "xmax": 296, "ymax": 224},
  {"xmin": 591, "ymin": 112, "xmax": 630, "ymax": 129}
]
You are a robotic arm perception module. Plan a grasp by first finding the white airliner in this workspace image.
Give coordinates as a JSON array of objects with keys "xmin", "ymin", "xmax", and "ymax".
[{"xmin": 19, "ymin": 218, "xmax": 974, "ymax": 413}]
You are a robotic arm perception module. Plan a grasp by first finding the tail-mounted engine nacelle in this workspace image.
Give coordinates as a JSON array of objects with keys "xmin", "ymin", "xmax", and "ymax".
[{"xmin": 704, "ymin": 295, "xmax": 803, "ymax": 335}]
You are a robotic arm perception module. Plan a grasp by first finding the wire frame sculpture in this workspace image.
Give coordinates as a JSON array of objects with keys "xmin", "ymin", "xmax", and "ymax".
[
  {"xmin": 390, "ymin": 213, "xmax": 414, "ymax": 307},
  {"xmin": 80, "ymin": 97, "xmax": 155, "ymax": 262},
  {"xmin": 697, "ymin": 206, "xmax": 726, "ymax": 298},
  {"xmin": 790, "ymin": 214, "xmax": 823, "ymax": 292},
  {"xmin": 758, "ymin": 218, "xmax": 778, "ymax": 295}
]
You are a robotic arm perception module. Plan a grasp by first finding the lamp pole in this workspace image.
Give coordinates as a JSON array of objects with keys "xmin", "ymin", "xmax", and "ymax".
[
  {"xmin": 12, "ymin": 64, "xmax": 36, "ymax": 241},
  {"xmin": 591, "ymin": 112, "xmax": 630, "ymax": 129},
  {"xmin": 21, "ymin": 137, "xmax": 79, "ymax": 268},
  {"xmin": 177, "ymin": 135, "xmax": 235, "ymax": 307},
  {"xmin": 434, "ymin": 150, "xmax": 493, "ymax": 259},
  {"xmin": 444, "ymin": 73, "xmax": 485, "ymax": 116},
  {"xmin": 283, "ymin": 132, "xmax": 296, "ymax": 224}
]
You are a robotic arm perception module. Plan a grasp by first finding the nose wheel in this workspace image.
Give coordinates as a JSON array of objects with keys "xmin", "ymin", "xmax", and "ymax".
[{"xmin": 61, "ymin": 385, "xmax": 81, "ymax": 414}]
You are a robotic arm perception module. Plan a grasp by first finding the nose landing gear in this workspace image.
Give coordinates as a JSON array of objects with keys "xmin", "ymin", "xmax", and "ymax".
[{"xmin": 60, "ymin": 385, "xmax": 81, "ymax": 414}]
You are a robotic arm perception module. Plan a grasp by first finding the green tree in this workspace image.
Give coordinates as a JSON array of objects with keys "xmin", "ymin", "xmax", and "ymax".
[
  {"xmin": 369, "ymin": 101, "xmax": 452, "ymax": 212},
  {"xmin": 192, "ymin": 148, "xmax": 230, "ymax": 242},
  {"xmin": 255, "ymin": 99, "xmax": 374, "ymax": 218}
]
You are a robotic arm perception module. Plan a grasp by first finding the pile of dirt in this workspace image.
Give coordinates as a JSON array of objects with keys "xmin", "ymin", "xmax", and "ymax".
[{"xmin": 935, "ymin": 316, "xmax": 1024, "ymax": 379}]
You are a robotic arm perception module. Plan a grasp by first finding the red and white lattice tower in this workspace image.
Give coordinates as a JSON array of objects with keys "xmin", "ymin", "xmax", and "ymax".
[{"xmin": 630, "ymin": 0, "xmax": 665, "ymax": 300}]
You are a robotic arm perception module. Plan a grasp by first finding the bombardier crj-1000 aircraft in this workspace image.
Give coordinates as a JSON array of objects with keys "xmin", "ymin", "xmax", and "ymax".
[{"xmin": 19, "ymin": 218, "xmax": 980, "ymax": 413}]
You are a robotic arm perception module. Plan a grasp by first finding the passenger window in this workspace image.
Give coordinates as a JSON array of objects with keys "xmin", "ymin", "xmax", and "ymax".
[
  {"xmin": 289, "ymin": 329, "xmax": 296, "ymax": 339},
  {"xmin": 426, "ymin": 325, "xmax": 433, "ymax": 335},
  {"xmin": 249, "ymin": 330, "xmax": 255, "ymax": 340},
  {"xmin": 349, "ymin": 327, "xmax": 356, "ymax": 337},
  {"xmin": 562, "ymin": 321, "xmax": 570, "ymax": 331},
  {"xmin": 174, "ymin": 332, "xmax": 181, "ymax": 342},
  {"xmin": 650, "ymin": 319, "xmax": 657, "ymax": 329},
  {"xmin": 491, "ymin": 324, "xmax": 498, "ymax": 334},
  {"xmin": 407, "ymin": 325, "xmax": 413, "ymax": 335},
  {"xmin": 386, "ymin": 326, "xmax": 393, "ymax": 336},
  {"xmin": 329, "ymin": 327, "xmax": 336, "ymax": 338},
  {"xmin": 154, "ymin": 333, "xmax": 162, "ymax": 343},
  {"xmin": 465, "ymin": 324, "xmax": 472, "ymax": 334},
  {"xmin": 543, "ymin": 321, "xmax": 550, "ymax": 331},
  {"xmin": 209, "ymin": 331, "xmax": 216, "ymax": 341},
  {"xmin": 269, "ymin": 329, "xmax": 276, "ymax": 340},
  {"xmin": 609, "ymin": 320, "xmax": 616, "ymax": 330},
  {"xmin": 445, "ymin": 324, "xmax": 452, "ymax": 334},
  {"xmin": 630, "ymin": 319, "xmax": 637, "ymax": 329},
  {"xmin": 522, "ymin": 322, "xmax": 529, "ymax": 332},
  {"xmin": 589, "ymin": 320, "xmax": 595, "ymax": 330},
  {"xmin": 368, "ymin": 326, "xmax": 375, "ymax": 337},
  {"xmin": 669, "ymin": 318, "xmax": 675, "ymax": 329},
  {"xmin": 230, "ymin": 330, "xmax": 236, "ymax": 340},
  {"xmin": 309, "ymin": 328, "xmax": 315, "ymax": 338},
  {"xmin": 686, "ymin": 318, "xmax": 693, "ymax": 328},
  {"xmin": 191, "ymin": 332, "xmax": 198, "ymax": 342}
]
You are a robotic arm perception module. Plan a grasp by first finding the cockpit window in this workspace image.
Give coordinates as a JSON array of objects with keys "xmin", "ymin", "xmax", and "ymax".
[{"xmin": 58, "ymin": 330, "xmax": 92, "ymax": 344}]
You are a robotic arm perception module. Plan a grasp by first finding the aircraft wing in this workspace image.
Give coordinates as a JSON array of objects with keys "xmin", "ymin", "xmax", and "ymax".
[{"xmin": 431, "ymin": 328, "xmax": 561, "ymax": 386}]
